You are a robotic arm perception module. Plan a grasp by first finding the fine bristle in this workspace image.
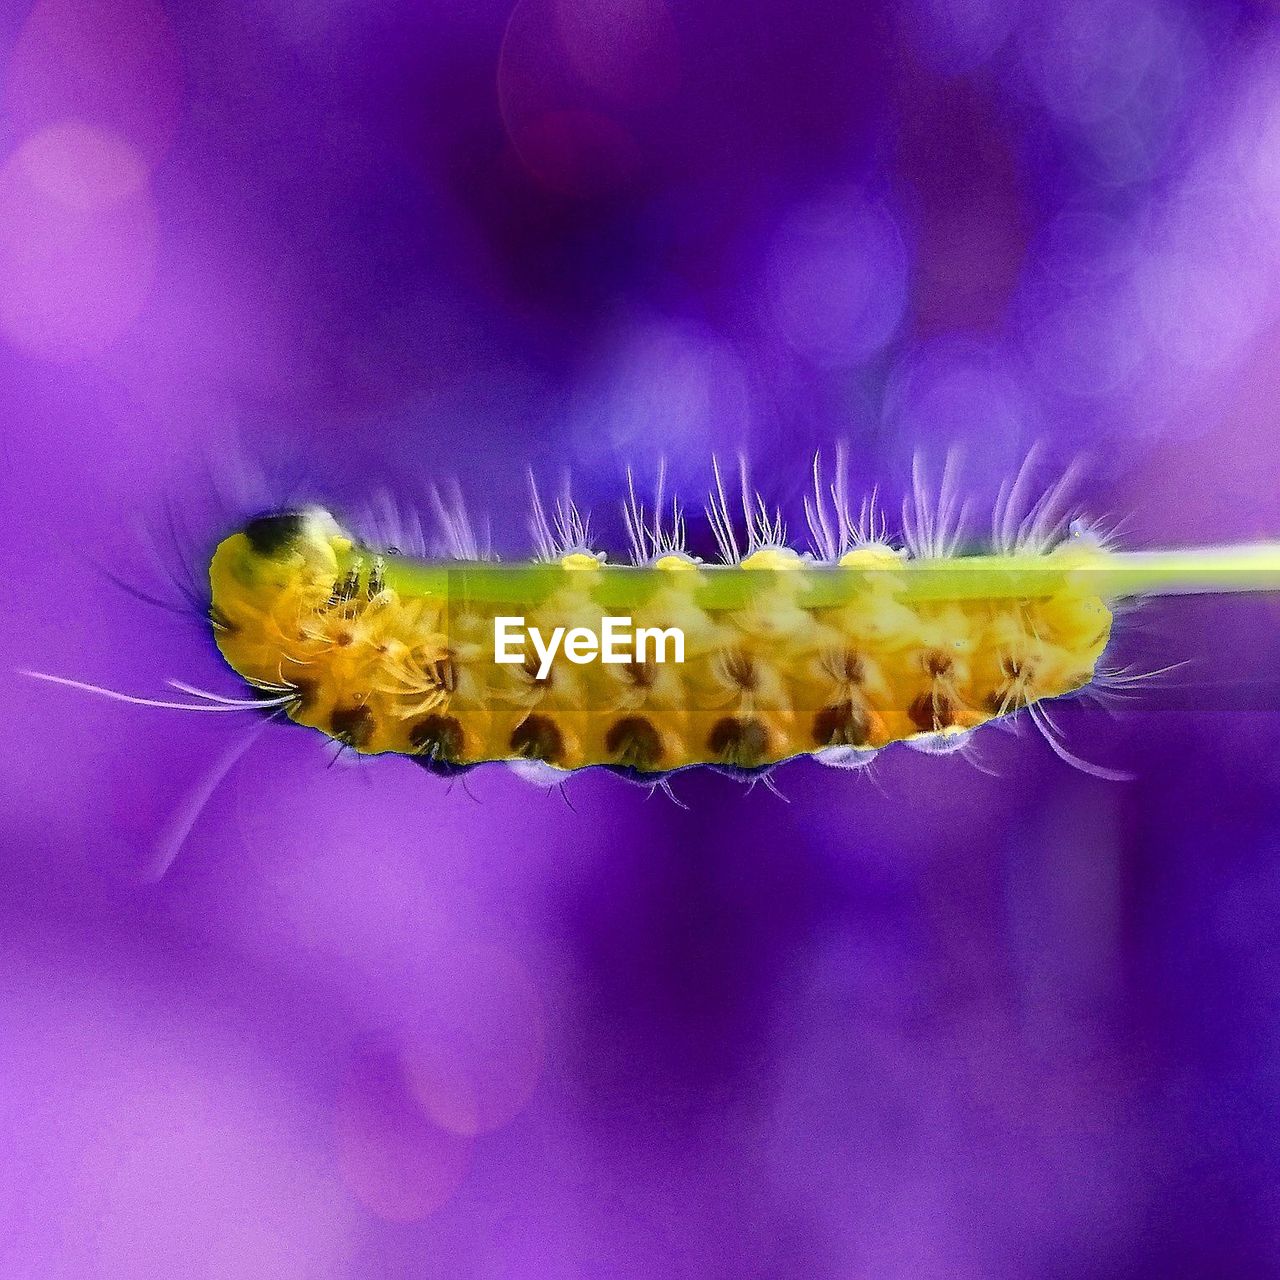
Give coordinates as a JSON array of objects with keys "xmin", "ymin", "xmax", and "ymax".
[
  {"xmin": 806, "ymin": 445, "xmax": 892, "ymax": 562},
  {"xmin": 529, "ymin": 471, "xmax": 596, "ymax": 562},
  {"xmin": 624, "ymin": 460, "xmax": 689, "ymax": 565},
  {"xmin": 706, "ymin": 455, "xmax": 788, "ymax": 564},
  {"xmin": 902, "ymin": 451, "xmax": 968, "ymax": 560}
]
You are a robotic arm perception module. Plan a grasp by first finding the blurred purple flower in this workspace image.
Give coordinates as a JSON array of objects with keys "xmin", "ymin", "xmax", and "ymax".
[{"xmin": 4, "ymin": 0, "xmax": 1280, "ymax": 1276}]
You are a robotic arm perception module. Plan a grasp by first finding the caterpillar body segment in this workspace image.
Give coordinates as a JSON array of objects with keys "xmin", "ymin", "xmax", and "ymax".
[{"xmin": 208, "ymin": 505, "xmax": 1125, "ymax": 775}]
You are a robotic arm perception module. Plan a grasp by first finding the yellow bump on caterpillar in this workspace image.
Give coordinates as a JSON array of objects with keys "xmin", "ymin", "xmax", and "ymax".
[{"xmin": 192, "ymin": 456, "xmax": 1280, "ymax": 781}]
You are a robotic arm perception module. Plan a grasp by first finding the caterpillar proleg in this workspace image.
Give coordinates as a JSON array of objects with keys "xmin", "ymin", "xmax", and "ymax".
[{"xmin": 196, "ymin": 457, "xmax": 1280, "ymax": 779}]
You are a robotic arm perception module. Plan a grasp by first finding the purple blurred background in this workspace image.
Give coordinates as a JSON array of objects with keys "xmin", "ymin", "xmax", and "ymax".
[{"xmin": 5, "ymin": 0, "xmax": 1280, "ymax": 1274}]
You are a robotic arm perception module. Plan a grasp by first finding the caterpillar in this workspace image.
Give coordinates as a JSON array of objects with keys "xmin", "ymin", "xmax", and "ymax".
[{"xmin": 179, "ymin": 453, "xmax": 1279, "ymax": 782}]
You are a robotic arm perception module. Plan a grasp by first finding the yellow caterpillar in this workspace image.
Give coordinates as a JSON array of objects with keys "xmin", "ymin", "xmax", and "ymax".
[{"xmin": 196, "ymin": 457, "xmax": 1280, "ymax": 780}]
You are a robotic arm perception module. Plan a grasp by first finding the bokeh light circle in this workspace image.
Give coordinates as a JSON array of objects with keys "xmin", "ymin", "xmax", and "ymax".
[
  {"xmin": 499, "ymin": 0, "xmax": 653, "ymax": 196},
  {"xmin": 7, "ymin": 0, "xmax": 183, "ymax": 170},
  {"xmin": 765, "ymin": 190, "xmax": 908, "ymax": 368},
  {"xmin": 336, "ymin": 1049, "xmax": 473, "ymax": 1222},
  {"xmin": 401, "ymin": 945, "xmax": 546, "ymax": 1137},
  {"xmin": 0, "ymin": 124, "xmax": 157, "ymax": 360},
  {"xmin": 552, "ymin": 0, "xmax": 680, "ymax": 107}
]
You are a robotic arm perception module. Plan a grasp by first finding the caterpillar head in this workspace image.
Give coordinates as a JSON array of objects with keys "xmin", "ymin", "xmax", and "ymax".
[
  {"xmin": 220, "ymin": 509, "xmax": 350, "ymax": 585},
  {"xmin": 209, "ymin": 508, "xmax": 359, "ymax": 684}
]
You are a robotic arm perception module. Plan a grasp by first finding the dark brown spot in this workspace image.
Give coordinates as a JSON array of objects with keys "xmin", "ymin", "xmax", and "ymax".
[
  {"xmin": 522, "ymin": 655, "xmax": 552, "ymax": 686},
  {"xmin": 431, "ymin": 652, "xmax": 458, "ymax": 693},
  {"xmin": 623, "ymin": 659, "xmax": 657, "ymax": 689},
  {"xmin": 510, "ymin": 714, "xmax": 564, "ymax": 763},
  {"xmin": 722, "ymin": 650, "xmax": 758, "ymax": 691},
  {"xmin": 605, "ymin": 716, "xmax": 663, "ymax": 769},
  {"xmin": 908, "ymin": 690, "xmax": 957, "ymax": 732},
  {"xmin": 1001, "ymin": 656, "xmax": 1034, "ymax": 679},
  {"xmin": 334, "ymin": 629, "xmax": 354, "ymax": 647},
  {"xmin": 833, "ymin": 649, "xmax": 866, "ymax": 684},
  {"xmin": 330, "ymin": 703, "xmax": 375, "ymax": 748},
  {"xmin": 287, "ymin": 678, "xmax": 318, "ymax": 711},
  {"xmin": 410, "ymin": 714, "xmax": 464, "ymax": 762},
  {"xmin": 923, "ymin": 649, "xmax": 954, "ymax": 677},
  {"xmin": 812, "ymin": 700, "xmax": 871, "ymax": 747},
  {"xmin": 707, "ymin": 716, "xmax": 770, "ymax": 766}
]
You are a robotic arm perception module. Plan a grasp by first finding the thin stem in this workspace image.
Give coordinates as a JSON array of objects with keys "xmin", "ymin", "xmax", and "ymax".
[{"xmin": 360, "ymin": 542, "xmax": 1280, "ymax": 610}]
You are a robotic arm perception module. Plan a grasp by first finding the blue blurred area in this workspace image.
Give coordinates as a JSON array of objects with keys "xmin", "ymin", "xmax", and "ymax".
[{"xmin": 4, "ymin": 0, "xmax": 1280, "ymax": 1275}]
